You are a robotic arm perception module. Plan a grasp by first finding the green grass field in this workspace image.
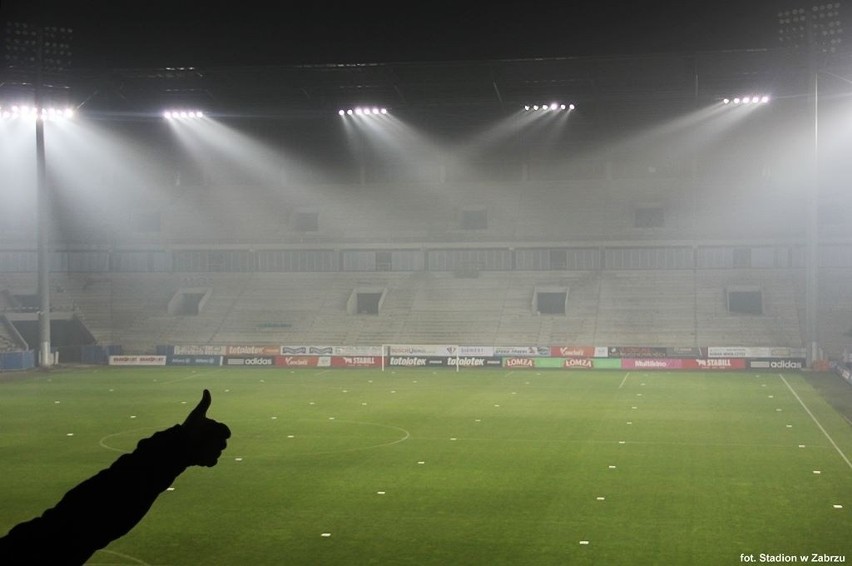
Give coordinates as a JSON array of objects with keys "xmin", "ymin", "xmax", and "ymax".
[{"xmin": 1, "ymin": 367, "xmax": 851, "ymax": 565}]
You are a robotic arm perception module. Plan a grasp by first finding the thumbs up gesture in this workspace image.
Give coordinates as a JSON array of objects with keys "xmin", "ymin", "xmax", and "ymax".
[{"xmin": 181, "ymin": 389, "xmax": 231, "ymax": 467}]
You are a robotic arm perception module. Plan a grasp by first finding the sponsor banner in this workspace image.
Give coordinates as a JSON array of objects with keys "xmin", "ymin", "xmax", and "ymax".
[
  {"xmin": 387, "ymin": 356, "xmax": 447, "ymax": 367},
  {"xmin": 274, "ymin": 356, "xmax": 321, "ymax": 368},
  {"xmin": 594, "ymin": 359, "xmax": 622, "ymax": 369},
  {"xmin": 225, "ymin": 356, "xmax": 275, "ymax": 367},
  {"xmin": 747, "ymin": 358, "xmax": 806, "ymax": 370},
  {"xmin": 622, "ymin": 358, "xmax": 683, "ymax": 369},
  {"xmin": 227, "ymin": 345, "xmax": 280, "ymax": 356},
  {"xmin": 458, "ymin": 346, "xmax": 496, "ymax": 357},
  {"xmin": 446, "ymin": 356, "xmax": 503, "ymax": 368},
  {"xmin": 594, "ymin": 346, "xmax": 609, "ymax": 358},
  {"xmin": 333, "ymin": 346, "xmax": 384, "ymax": 357},
  {"xmin": 503, "ymin": 357, "xmax": 536, "ymax": 368},
  {"xmin": 666, "ymin": 347, "xmax": 705, "ymax": 358},
  {"xmin": 608, "ymin": 346, "xmax": 668, "ymax": 359},
  {"xmin": 388, "ymin": 345, "xmax": 458, "ymax": 357},
  {"xmin": 550, "ymin": 346, "xmax": 596, "ymax": 358},
  {"xmin": 280, "ymin": 346, "xmax": 334, "ymax": 356},
  {"xmin": 494, "ymin": 346, "xmax": 550, "ymax": 357},
  {"xmin": 167, "ymin": 355, "xmax": 222, "ymax": 366},
  {"xmin": 563, "ymin": 358, "xmax": 593, "ymax": 369},
  {"xmin": 331, "ymin": 356, "xmax": 382, "ymax": 368},
  {"xmin": 707, "ymin": 347, "xmax": 807, "ymax": 359},
  {"xmin": 173, "ymin": 345, "xmax": 228, "ymax": 356},
  {"xmin": 682, "ymin": 358, "xmax": 746, "ymax": 370},
  {"xmin": 109, "ymin": 355, "xmax": 167, "ymax": 367}
]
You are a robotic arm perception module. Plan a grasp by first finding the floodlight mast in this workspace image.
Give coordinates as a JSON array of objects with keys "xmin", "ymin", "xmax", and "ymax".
[
  {"xmin": 34, "ymin": 26, "xmax": 52, "ymax": 369},
  {"xmin": 778, "ymin": 4, "xmax": 843, "ymax": 367}
]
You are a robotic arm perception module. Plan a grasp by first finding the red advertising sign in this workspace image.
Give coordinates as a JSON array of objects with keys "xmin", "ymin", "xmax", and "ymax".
[
  {"xmin": 274, "ymin": 356, "xmax": 319, "ymax": 367},
  {"xmin": 682, "ymin": 358, "xmax": 746, "ymax": 370},
  {"xmin": 550, "ymin": 346, "xmax": 596, "ymax": 358},
  {"xmin": 330, "ymin": 356, "xmax": 382, "ymax": 368}
]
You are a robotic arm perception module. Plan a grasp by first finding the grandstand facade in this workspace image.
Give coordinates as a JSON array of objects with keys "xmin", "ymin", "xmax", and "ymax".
[{"xmin": 1, "ymin": 48, "xmax": 851, "ymax": 360}]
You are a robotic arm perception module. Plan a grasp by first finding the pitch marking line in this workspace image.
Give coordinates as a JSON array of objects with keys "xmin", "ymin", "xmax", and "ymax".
[
  {"xmin": 779, "ymin": 374, "xmax": 852, "ymax": 471},
  {"xmin": 94, "ymin": 548, "xmax": 152, "ymax": 565},
  {"xmin": 618, "ymin": 372, "xmax": 631, "ymax": 390}
]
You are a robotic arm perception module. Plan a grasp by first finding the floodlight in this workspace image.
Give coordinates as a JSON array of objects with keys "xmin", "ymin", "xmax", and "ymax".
[
  {"xmin": 162, "ymin": 109, "xmax": 205, "ymax": 120},
  {"xmin": 339, "ymin": 106, "xmax": 389, "ymax": 116}
]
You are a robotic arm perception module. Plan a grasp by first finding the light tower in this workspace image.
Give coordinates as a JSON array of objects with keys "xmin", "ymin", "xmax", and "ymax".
[{"xmin": 5, "ymin": 22, "xmax": 73, "ymax": 368}]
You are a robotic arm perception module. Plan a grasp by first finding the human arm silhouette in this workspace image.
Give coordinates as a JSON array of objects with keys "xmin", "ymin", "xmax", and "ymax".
[{"xmin": 0, "ymin": 389, "xmax": 231, "ymax": 565}]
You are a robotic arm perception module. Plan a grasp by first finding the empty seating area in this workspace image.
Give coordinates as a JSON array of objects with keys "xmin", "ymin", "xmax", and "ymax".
[{"xmin": 0, "ymin": 268, "xmax": 818, "ymax": 354}]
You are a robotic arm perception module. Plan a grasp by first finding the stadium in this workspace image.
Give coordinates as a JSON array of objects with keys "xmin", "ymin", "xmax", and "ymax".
[{"xmin": 1, "ymin": 3, "xmax": 852, "ymax": 565}]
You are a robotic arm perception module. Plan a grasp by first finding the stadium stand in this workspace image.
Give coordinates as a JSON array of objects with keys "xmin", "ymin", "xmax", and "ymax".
[{"xmin": 0, "ymin": 265, "xmax": 813, "ymax": 354}]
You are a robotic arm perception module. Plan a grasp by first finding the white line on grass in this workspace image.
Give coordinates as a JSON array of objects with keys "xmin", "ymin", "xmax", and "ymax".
[
  {"xmin": 779, "ymin": 374, "xmax": 852, "ymax": 471},
  {"xmin": 98, "ymin": 427, "xmax": 156, "ymax": 453},
  {"xmin": 160, "ymin": 367, "xmax": 226, "ymax": 385},
  {"xmin": 94, "ymin": 548, "xmax": 152, "ymax": 565},
  {"xmin": 618, "ymin": 372, "xmax": 631, "ymax": 389}
]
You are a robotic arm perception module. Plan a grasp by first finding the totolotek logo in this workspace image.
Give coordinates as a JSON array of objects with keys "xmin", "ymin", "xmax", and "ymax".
[
  {"xmin": 448, "ymin": 357, "xmax": 486, "ymax": 366},
  {"xmin": 229, "ymin": 346, "xmax": 266, "ymax": 355},
  {"xmin": 505, "ymin": 358, "xmax": 534, "ymax": 368},
  {"xmin": 390, "ymin": 357, "xmax": 427, "ymax": 366}
]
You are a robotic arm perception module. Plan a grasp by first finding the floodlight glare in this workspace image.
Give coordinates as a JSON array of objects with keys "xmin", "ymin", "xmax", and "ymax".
[
  {"xmin": 338, "ymin": 106, "xmax": 389, "ymax": 117},
  {"xmin": 724, "ymin": 95, "xmax": 770, "ymax": 106},
  {"xmin": 0, "ymin": 104, "xmax": 75, "ymax": 121},
  {"xmin": 162, "ymin": 109, "xmax": 205, "ymax": 120}
]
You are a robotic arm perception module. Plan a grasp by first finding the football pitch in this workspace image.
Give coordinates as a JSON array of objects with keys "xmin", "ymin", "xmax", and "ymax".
[{"xmin": 1, "ymin": 367, "xmax": 851, "ymax": 565}]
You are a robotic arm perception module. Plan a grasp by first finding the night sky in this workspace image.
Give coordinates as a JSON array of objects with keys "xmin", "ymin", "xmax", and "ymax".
[{"xmin": 1, "ymin": 0, "xmax": 795, "ymax": 69}]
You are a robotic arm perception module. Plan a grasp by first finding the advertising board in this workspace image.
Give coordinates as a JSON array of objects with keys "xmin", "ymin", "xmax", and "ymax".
[
  {"xmin": 747, "ymin": 359, "xmax": 806, "ymax": 370},
  {"xmin": 168, "ymin": 355, "xmax": 223, "ymax": 366},
  {"xmin": 109, "ymin": 355, "xmax": 167, "ymax": 367}
]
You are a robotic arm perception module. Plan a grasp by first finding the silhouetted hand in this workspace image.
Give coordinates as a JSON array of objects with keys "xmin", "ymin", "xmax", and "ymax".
[{"xmin": 181, "ymin": 389, "xmax": 231, "ymax": 467}]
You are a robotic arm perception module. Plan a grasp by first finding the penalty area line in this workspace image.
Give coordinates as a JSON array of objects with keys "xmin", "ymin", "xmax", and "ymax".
[
  {"xmin": 618, "ymin": 372, "xmax": 631, "ymax": 390},
  {"xmin": 779, "ymin": 374, "xmax": 852, "ymax": 471}
]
